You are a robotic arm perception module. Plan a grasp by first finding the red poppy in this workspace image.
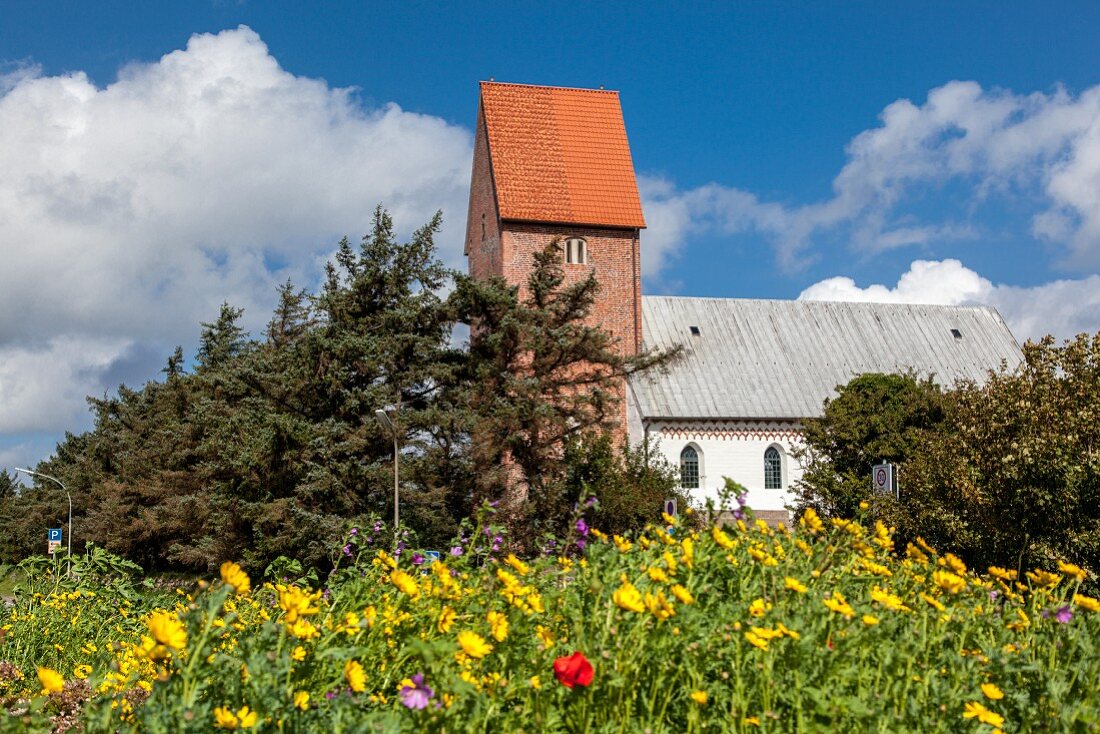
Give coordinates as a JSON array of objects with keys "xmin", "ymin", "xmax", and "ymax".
[{"xmin": 553, "ymin": 652, "xmax": 594, "ymax": 689}]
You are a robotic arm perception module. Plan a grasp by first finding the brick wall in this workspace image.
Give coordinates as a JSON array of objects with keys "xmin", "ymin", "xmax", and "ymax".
[{"xmin": 465, "ymin": 106, "xmax": 503, "ymax": 281}]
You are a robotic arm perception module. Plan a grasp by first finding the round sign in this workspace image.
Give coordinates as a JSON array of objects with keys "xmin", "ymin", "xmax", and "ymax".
[{"xmin": 875, "ymin": 468, "xmax": 887, "ymax": 488}]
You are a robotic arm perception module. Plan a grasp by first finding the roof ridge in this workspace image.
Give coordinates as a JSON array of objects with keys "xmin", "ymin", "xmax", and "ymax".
[
  {"xmin": 643, "ymin": 294, "xmax": 996, "ymax": 311},
  {"xmin": 480, "ymin": 80, "xmax": 619, "ymax": 95}
]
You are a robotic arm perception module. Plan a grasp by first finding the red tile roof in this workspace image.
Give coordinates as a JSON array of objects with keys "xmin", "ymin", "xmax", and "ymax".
[{"xmin": 480, "ymin": 82, "xmax": 646, "ymax": 229}]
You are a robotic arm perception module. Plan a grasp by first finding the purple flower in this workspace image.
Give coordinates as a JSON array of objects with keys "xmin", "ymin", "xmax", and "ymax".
[
  {"xmin": 732, "ymin": 508, "xmax": 745, "ymax": 521},
  {"xmin": 374, "ymin": 521, "xmax": 383, "ymax": 533},
  {"xmin": 586, "ymin": 495, "xmax": 598, "ymax": 507},
  {"xmin": 326, "ymin": 690, "xmax": 337, "ymax": 700},
  {"xmin": 397, "ymin": 540, "xmax": 406, "ymax": 552},
  {"xmin": 399, "ymin": 673, "xmax": 434, "ymax": 710},
  {"xmin": 450, "ymin": 546, "xmax": 463, "ymax": 557},
  {"xmin": 989, "ymin": 590, "xmax": 1000, "ymax": 601},
  {"xmin": 349, "ymin": 527, "xmax": 359, "ymax": 536},
  {"xmin": 342, "ymin": 544, "xmax": 353, "ymax": 558},
  {"xmin": 736, "ymin": 491, "xmax": 749, "ymax": 507},
  {"xmin": 576, "ymin": 519, "xmax": 589, "ymax": 536},
  {"xmin": 412, "ymin": 553, "xmax": 425, "ymax": 566},
  {"xmin": 1055, "ymin": 605, "xmax": 1073, "ymax": 624},
  {"xmin": 576, "ymin": 538, "xmax": 587, "ymax": 551}
]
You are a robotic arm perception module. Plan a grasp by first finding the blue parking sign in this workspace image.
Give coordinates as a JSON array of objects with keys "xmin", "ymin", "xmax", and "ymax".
[{"xmin": 48, "ymin": 528, "xmax": 62, "ymax": 542}]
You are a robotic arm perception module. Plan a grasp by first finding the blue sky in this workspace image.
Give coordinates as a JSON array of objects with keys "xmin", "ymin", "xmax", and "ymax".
[{"xmin": 2, "ymin": 2, "xmax": 1099, "ymax": 469}]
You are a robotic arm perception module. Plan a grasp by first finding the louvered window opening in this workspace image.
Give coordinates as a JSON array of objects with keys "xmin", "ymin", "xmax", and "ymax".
[
  {"xmin": 680, "ymin": 446, "xmax": 700, "ymax": 489},
  {"xmin": 565, "ymin": 237, "xmax": 588, "ymax": 264},
  {"xmin": 764, "ymin": 447, "xmax": 782, "ymax": 490}
]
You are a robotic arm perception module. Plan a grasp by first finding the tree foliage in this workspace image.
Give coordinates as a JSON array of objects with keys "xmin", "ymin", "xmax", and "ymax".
[
  {"xmin": 796, "ymin": 334, "xmax": 1100, "ymax": 574},
  {"xmin": 4, "ymin": 213, "xmax": 671, "ymax": 572}
]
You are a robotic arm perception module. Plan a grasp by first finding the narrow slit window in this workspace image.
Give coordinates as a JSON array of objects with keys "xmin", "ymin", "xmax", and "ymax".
[{"xmin": 564, "ymin": 237, "xmax": 588, "ymax": 264}]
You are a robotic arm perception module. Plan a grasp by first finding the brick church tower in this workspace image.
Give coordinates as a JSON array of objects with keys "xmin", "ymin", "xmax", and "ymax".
[{"xmin": 465, "ymin": 81, "xmax": 646, "ymax": 388}]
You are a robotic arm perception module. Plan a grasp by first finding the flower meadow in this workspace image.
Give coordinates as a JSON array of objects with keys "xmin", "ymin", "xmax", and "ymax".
[{"xmin": 2, "ymin": 505, "xmax": 1100, "ymax": 733}]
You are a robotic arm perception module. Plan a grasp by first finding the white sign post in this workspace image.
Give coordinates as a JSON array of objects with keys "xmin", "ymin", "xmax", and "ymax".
[{"xmin": 871, "ymin": 463, "xmax": 898, "ymax": 498}]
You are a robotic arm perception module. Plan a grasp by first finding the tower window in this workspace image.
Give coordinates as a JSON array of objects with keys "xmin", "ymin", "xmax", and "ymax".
[
  {"xmin": 764, "ymin": 447, "xmax": 783, "ymax": 490},
  {"xmin": 680, "ymin": 445, "xmax": 700, "ymax": 489},
  {"xmin": 950, "ymin": 328, "xmax": 962, "ymax": 339},
  {"xmin": 564, "ymin": 237, "xmax": 588, "ymax": 265}
]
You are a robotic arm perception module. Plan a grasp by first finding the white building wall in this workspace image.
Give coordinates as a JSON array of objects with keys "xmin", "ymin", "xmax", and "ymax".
[{"xmin": 646, "ymin": 420, "xmax": 805, "ymax": 517}]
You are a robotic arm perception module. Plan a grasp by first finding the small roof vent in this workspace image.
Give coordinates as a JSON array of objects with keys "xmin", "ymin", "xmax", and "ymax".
[
  {"xmin": 689, "ymin": 326, "xmax": 701, "ymax": 336},
  {"xmin": 950, "ymin": 328, "xmax": 962, "ymax": 339}
]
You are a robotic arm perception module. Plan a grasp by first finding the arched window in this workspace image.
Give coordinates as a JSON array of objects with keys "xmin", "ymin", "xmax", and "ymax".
[
  {"xmin": 764, "ymin": 447, "xmax": 783, "ymax": 490},
  {"xmin": 680, "ymin": 445, "xmax": 700, "ymax": 489},
  {"xmin": 564, "ymin": 237, "xmax": 588, "ymax": 264}
]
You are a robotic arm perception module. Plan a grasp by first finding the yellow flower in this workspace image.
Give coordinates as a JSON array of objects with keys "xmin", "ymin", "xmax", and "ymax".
[
  {"xmin": 870, "ymin": 585, "xmax": 909, "ymax": 612},
  {"xmin": 294, "ymin": 691, "xmax": 310, "ymax": 711},
  {"xmin": 236, "ymin": 707, "xmax": 257, "ymax": 728},
  {"xmin": 981, "ymin": 683, "xmax": 1004, "ymax": 700},
  {"xmin": 690, "ymin": 690, "xmax": 708, "ymax": 704},
  {"xmin": 921, "ymin": 593, "xmax": 946, "ymax": 612},
  {"xmin": 613, "ymin": 535, "xmax": 633, "ymax": 552},
  {"xmin": 862, "ymin": 614, "xmax": 879, "ymax": 626},
  {"xmin": 1057, "ymin": 561, "xmax": 1086, "ymax": 582},
  {"xmin": 613, "ymin": 582, "xmax": 646, "ymax": 613},
  {"xmin": 681, "ymin": 537, "xmax": 694, "ymax": 567},
  {"xmin": 457, "ymin": 630, "xmax": 493, "ymax": 659},
  {"xmin": 932, "ymin": 570, "xmax": 966, "ymax": 594},
  {"xmin": 213, "ymin": 707, "xmax": 239, "ymax": 729},
  {"xmin": 744, "ymin": 630, "xmax": 769, "ymax": 651},
  {"xmin": 344, "ymin": 660, "xmax": 367, "ymax": 693},
  {"xmin": 1073, "ymin": 594, "xmax": 1100, "ymax": 612},
  {"xmin": 748, "ymin": 598, "xmax": 771, "ymax": 617},
  {"xmin": 784, "ymin": 576, "xmax": 808, "ymax": 593},
  {"xmin": 438, "ymin": 606, "xmax": 456, "ymax": 633},
  {"xmin": 487, "ymin": 610, "xmax": 509, "ymax": 642},
  {"xmin": 799, "ymin": 508, "xmax": 825, "ymax": 535},
  {"xmin": 72, "ymin": 664, "xmax": 92, "ymax": 680},
  {"xmin": 645, "ymin": 591, "xmax": 676, "ymax": 621},
  {"xmin": 288, "ymin": 618, "xmax": 319, "ymax": 640},
  {"xmin": 535, "ymin": 624, "xmax": 555, "ymax": 648},
  {"xmin": 646, "ymin": 566, "xmax": 669, "ymax": 583},
  {"xmin": 823, "ymin": 592, "xmax": 855, "ymax": 619},
  {"xmin": 220, "ymin": 561, "xmax": 251, "ymax": 595},
  {"xmin": 504, "ymin": 553, "xmax": 530, "ymax": 575},
  {"xmin": 291, "ymin": 646, "xmax": 306, "ymax": 661},
  {"xmin": 1026, "ymin": 569, "xmax": 1062, "ymax": 588},
  {"xmin": 744, "ymin": 716, "xmax": 761, "ymax": 727},
  {"xmin": 670, "ymin": 584, "xmax": 694, "ymax": 605},
  {"xmin": 37, "ymin": 667, "xmax": 64, "ymax": 695},
  {"xmin": 529, "ymin": 675, "xmax": 541, "ymax": 689},
  {"xmin": 390, "ymin": 570, "xmax": 420, "ymax": 599},
  {"xmin": 712, "ymin": 526, "xmax": 736, "ymax": 550},
  {"xmin": 962, "ymin": 701, "xmax": 1005, "ymax": 727},
  {"xmin": 942, "ymin": 553, "xmax": 967, "ymax": 575},
  {"xmin": 278, "ymin": 586, "xmax": 321, "ymax": 622},
  {"xmin": 988, "ymin": 566, "xmax": 1018, "ymax": 582},
  {"xmin": 147, "ymin": 610, "xmax": 187, "ymax": 650}
]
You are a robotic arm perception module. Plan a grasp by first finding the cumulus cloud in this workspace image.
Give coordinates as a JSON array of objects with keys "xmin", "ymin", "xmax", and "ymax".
[
  {"xmin": 0, "ymin": 26, "xmax": 472, "ymax": 437},
  {"xmin": 642, "ymin": 80, "xmax": 1100, "ymax": 272},
  {"xmin": 799, "ymin": 259, "xmax": 1100, "ymax": 342}
]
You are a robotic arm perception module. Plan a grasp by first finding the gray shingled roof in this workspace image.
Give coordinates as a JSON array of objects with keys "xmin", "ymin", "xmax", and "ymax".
[{"xmin": 631, "ymin": 296, "xmax": 1023, "ymax": 420}]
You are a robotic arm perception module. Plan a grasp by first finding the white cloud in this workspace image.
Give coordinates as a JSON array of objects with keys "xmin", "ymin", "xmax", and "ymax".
[
  {"xmin": 641, "ymin": 80, "xmax": 1100, "ymax": 272},
  {"xmin": 0, "ymin": 26, "xmax": 473, "ymax": 436},
  {"xmin": 799, "ymin": 259, "xmax": 1100, "ymax": 342}
]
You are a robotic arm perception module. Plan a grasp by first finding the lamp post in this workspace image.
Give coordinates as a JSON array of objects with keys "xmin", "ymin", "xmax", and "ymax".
[
  {"xmin": 374, "ymin": 409, "xmax": 399, "ymax": 532},
  {"xmin": 15, "ymin": 468, "xmax": 72, "ymax": 561}
]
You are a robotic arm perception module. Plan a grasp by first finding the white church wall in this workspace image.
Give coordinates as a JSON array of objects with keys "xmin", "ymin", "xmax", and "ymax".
[{"xmin": 647, "ymin": 421, "xmax": 805, "ymax": 518}]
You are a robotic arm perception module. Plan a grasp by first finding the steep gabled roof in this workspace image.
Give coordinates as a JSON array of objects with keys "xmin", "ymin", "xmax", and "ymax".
[
  {"xmin": 631, "ymin": 297, "xmax": 1023, "ymax": 420},
  {"xmin": 479, "ymin": 81, "xmax": 646, "ymax": 229}
]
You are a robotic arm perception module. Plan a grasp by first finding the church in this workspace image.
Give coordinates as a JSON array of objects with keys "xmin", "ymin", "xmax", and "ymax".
[{"xmin": 464, "ymin": 81, "xmax": 1023, "ymax": 523}]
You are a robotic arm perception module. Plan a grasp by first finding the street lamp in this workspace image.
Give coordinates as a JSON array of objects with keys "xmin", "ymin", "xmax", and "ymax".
[
  {"xmin": 374, "ymin": 408, "xmax": 399, "ymax": 532},
  {"xmin": 15, "ymin": 468, "xmax": 72, "ymax": 560}
]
